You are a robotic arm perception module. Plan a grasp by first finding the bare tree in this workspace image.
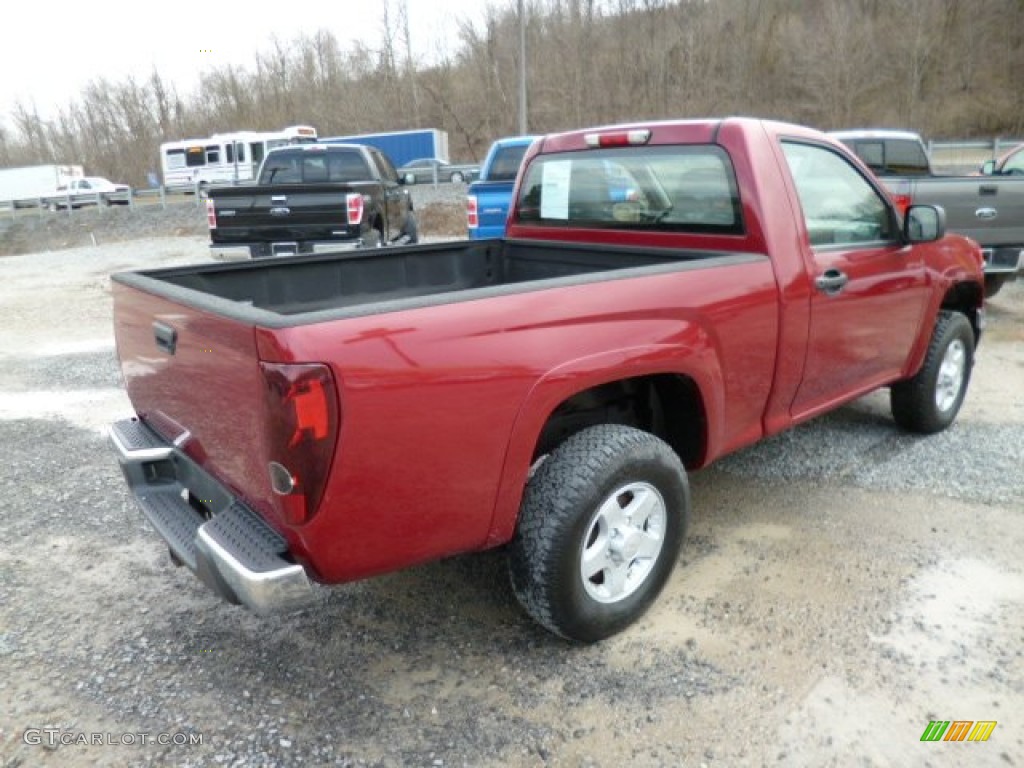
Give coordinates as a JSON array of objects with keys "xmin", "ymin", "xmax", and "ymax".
[{"xmin": 4, "ymin": 0, "xmax": 1024, "ymax": 184}]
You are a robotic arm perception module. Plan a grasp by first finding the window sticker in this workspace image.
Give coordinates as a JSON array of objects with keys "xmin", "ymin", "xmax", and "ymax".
[{"xmin": 540, "ymin": 160, "xmax": 572, "ymax": 220}]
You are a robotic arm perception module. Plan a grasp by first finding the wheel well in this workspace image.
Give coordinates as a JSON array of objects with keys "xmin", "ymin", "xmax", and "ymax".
[
  {"xmin": 941, "ymin": 281, "xmax": 984, "ymax": 342},
  {"xmin": 533, "ymin": 374, "xmax": 706, "ymax": 469}
]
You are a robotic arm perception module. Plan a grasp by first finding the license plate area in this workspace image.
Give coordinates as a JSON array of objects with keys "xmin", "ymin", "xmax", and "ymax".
[{"xmin": 272, "ymin": 242, "xmax": 298, "ymax": 257}]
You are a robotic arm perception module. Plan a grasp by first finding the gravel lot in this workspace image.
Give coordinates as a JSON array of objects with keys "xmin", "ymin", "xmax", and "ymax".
[{"xmin": 0, "ymin": 229, "xmax": 1022, "ymax": 768}]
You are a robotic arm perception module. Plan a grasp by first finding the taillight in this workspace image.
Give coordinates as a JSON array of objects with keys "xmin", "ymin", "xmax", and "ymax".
[
  {"xmin": 346, "ymin": 193, "xmax": 364, "ymax": 225},
  {"xmin": 467, "ymin": 195, "xmax": 479, "ymax": 229},
  {"xmin": 205, "ymin": 198, "xmax": 216, "ymax": 229},
  {"xmin": 260, "ymin": 362, "xmax": 339, "ymax": 526},
  {"xmin": 890, "ymin": 192, "xmax": 913, "ymax": 217},
  {"xmin": 885, "ymin": 180, "xmax": 913, "ymax": 217}
]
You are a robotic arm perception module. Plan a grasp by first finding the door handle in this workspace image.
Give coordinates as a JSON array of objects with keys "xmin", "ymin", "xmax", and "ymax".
[
  {"xmin": 815, "ymin": 269, "xmax": 848, "ymax": 295},
  {"xmin": 153, "ymin": 321, "xmax": 177, "ymax": 354}
]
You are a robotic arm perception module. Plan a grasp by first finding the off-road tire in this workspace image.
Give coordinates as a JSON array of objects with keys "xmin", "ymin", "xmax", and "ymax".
[
  {"xmin": 508, "ymin": 424, "xmax": 689, "ymax": 643},
  {"xmin": 891, "ymin": 310, "xmax": 974, "ymax": 434}
]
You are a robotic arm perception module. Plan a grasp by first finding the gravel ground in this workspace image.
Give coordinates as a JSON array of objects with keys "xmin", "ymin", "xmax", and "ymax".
[{"xmin": 0, "ymin": 234, "xmax": 1022, "ymax": 768}]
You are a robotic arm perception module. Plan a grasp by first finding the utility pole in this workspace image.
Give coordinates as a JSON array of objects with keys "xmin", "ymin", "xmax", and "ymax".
[{"xmin": 518, "ymin": 0, "xmax": 528, "ymax": 134}]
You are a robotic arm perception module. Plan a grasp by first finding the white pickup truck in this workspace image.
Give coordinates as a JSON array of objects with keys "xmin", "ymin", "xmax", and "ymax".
[{"xmin": 43, "ymin": 176, "xmax": 131, "ymax": 210}]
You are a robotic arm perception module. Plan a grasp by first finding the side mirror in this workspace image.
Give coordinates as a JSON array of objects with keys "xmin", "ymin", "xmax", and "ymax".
[
  {"xmin": 979, "ymin": 159, "xmax": 996, "ymax": 175},
  {"xmin": 904, "ymin": 204, "xmax": 946, "ymax": 243}
]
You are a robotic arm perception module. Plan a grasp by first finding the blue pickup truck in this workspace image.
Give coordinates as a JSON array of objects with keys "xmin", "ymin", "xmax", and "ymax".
[{"xmin": 467, "ymin": 135, "xmax": 539, "ymax": 239}]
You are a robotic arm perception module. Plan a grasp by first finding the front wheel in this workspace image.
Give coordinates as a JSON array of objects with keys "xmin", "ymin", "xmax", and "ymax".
[
  {"xmin": 890, "ymin": 310, "xmax": 974, "ymax": 434},
  {"xmin": 508, "ymin": 424, "xmax": 689, "ymax": 643}
]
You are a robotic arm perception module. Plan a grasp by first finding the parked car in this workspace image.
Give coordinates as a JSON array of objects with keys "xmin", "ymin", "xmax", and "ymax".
[
  {"xmin": 980, "ymin": 143, "xmax": 1024, "ymax": 176},
  {"xmin": 44, "ymin": 176, "xmax": 131, "ymax": 209},
  {"xmin": 397, "ymin": 157, "xmax": 479, "ymax": 184}
]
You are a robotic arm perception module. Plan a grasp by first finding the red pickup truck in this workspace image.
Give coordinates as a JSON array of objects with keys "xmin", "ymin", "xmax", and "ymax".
[{"xmin": 109, "ymin": 118, "xmax": 984, "ymax": 643}]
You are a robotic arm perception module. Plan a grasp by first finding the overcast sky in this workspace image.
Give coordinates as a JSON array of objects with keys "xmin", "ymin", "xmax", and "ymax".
[{"xmin": 0, "ymin": 0, "xmax": 490, "ymax": 124}]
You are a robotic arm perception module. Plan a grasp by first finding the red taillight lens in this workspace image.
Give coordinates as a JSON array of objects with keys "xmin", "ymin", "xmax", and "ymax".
[
  {"xmin": 260, "ymin": 362, "xmax": 339, "ymax": 526},
  {"xmin": 205, "ymin": 198, "xmax": 216, "ymax": 229},
  {"xmin": 467, "ymin": 195, "xmax": 479, "ymax": 229},
  {"xmin": 346, "ymin": 193, "xmax": 364, "ymax": 225},
  {"xmin": 891, "ymin": 193, "xmax": 912, "ymax": 217}
]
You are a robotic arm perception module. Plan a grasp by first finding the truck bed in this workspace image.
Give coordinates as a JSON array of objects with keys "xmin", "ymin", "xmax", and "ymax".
[{"xmin": 115, "ymin": 239, "xmax": 743, "ymax": 324}]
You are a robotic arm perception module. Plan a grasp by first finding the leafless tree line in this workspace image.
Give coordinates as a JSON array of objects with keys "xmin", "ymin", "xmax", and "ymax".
[{"xmin": 1, "ymin": 0, "xmax": 1021, "ymax": 186}]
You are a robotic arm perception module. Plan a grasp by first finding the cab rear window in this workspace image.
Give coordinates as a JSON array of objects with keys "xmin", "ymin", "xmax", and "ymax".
[{"xmin": 516, "ymin": 145, "xmax": 743, "ymax": 235}]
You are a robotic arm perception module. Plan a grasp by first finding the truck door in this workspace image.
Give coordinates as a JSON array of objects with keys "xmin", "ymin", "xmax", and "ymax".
[{"xmin": 781, "ymin": 141, "xmax": 930, "ymax": 418}]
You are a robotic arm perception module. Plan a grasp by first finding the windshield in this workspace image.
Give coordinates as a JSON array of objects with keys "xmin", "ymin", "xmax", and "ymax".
[{"xmin": 516, "ymin": 145, "xmax": 743, "ymax": 234}]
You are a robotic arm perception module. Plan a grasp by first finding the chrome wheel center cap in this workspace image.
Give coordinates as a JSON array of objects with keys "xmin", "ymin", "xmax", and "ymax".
[{"xmin": 609, "ymin": 528, "xmax": 642, "ymax": 564}]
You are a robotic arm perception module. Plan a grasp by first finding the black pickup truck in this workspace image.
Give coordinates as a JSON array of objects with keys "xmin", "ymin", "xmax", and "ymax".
[{"xmin": 206, "ymin": 143, "xmax": 417, "ymax": 259}]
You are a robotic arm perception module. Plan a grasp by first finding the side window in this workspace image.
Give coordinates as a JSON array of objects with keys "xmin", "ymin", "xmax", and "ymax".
[
  {"xmin": 1003, "ymin": 148, "xmax": 1024, "ymax": 174},
  {"xmin": 205, "ymin": 145, "xmax": 220, "ymax": 164},
  {"xmin": 782, "ymin": 142, "xmax": 895, "ymax": 247},
  {"xmin": 185, "ymin": 147, "xmax": 205, "ymax": 167},
  {"xmin": 166, "ymin": 149, "xmax": 185, "ymax": 170}
]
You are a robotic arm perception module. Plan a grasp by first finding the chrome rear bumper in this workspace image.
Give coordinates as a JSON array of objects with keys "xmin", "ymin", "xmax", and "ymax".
[{"xmin": 110, "ymin": 418, "xmax": 314, "ymax": 614}]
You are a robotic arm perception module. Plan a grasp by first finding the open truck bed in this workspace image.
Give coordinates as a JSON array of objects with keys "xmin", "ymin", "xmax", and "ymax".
[{"xmin": 116, "ymin": 239, "xmax": 740, "ymax": 322}]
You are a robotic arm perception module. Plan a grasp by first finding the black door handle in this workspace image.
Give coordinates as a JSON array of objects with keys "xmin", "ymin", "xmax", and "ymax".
[{"xmin": 815, "ymin": 269, "xmax": 848, "ymax": 295}]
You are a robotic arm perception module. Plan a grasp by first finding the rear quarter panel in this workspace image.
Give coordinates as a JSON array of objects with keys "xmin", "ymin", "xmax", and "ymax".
[{"xmin": 255, "ymin": 257, "xmax": 779, "ymax": 583}]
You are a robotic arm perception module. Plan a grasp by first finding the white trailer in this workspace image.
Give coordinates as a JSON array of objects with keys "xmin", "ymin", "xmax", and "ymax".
[{"xmin": 0, "ymin": 164, "xmax": 85, "ymax": 207}]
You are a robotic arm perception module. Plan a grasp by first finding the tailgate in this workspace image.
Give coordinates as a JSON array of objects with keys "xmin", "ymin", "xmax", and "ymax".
[
  {"xmin": 111, "ymin": 279, "xmax": 275, "ymax": 517},
  {"xmin": 210, "ymin": 184, "xmax": 362, "ymax": 243},
  {"xmin": 471, "ymin": 181, "xmax": 515, "ymax": 237}
]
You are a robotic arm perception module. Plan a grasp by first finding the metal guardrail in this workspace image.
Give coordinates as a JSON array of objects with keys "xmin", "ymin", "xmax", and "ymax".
[
  {"xmin": 928, "ymin": 138, "xmax": 1024, "ymax": 173},
  {"xmin": 0, "ymin": 185, "xmax": 208, "ymax": 217}
]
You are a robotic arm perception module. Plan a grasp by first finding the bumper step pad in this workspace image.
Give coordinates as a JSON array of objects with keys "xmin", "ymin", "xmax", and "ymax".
[{"xmin": 110, "ymin": 418, "xmax": 314, "ymax": 613}]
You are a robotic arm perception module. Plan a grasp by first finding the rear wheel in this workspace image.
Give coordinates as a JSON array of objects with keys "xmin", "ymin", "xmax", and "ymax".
[
  {"xmin": 891, "ymin": 310, "xmax": 974, "ymax": 434},
  {"xmin": 451, "ymin": 171, "xmax": 465, "ymax": 184},
  {"xmin": 508, "ymin": 424, "xmax": 689, "ymax": 643}
]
